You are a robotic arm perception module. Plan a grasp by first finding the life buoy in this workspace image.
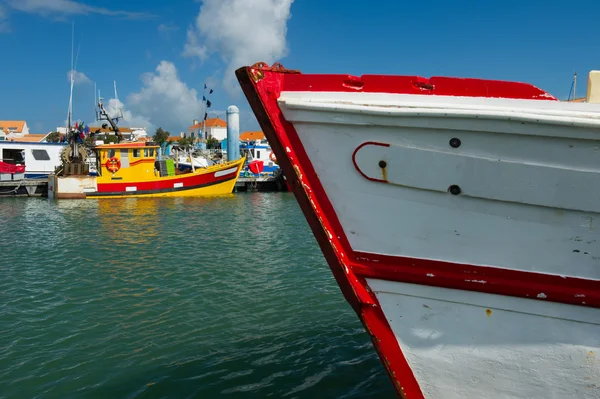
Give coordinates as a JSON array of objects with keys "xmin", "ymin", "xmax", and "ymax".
[
  {"xmin": 269, "ymin": 151, "xmax": 277, "ymax": 162},
  {"xmin": 106, "ymin": 157, "xmax": 121, "ymax": 173}
]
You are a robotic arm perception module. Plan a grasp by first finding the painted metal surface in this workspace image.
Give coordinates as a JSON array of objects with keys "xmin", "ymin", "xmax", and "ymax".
[
  {"xmin": 235, "ymin": 63, "xmax": 600, "ymax": 398},
  {"xmin": 226, "ymin": 105, "xmax": 241, "ymax": 161}
]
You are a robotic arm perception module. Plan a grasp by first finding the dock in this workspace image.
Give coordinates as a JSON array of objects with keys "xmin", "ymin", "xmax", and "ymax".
[
  {"xmin": 0, "ymin": 179, "xmax": 48, "ymax": 197},
  {"xmin": 234, "ymin": 173, "xmax": 288, "ymax": 192}
]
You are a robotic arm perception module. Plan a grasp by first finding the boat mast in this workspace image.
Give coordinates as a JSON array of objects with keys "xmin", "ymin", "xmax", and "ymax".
[
  {"xmin": 67, "ymin": 21, "xmax": 74, "ymax": 134},
  {"xmin": 573, "ymin": 72, "xmax": 577, "ymax": 100}
]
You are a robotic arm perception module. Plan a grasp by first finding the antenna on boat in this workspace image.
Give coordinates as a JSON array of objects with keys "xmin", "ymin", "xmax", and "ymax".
[{"xmin": 113, "ymin": 80, "xmax": 124, "ymax": 120}]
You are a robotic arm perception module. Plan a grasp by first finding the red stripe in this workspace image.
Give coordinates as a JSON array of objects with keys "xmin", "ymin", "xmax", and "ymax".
[
  {"xmin": 97, "ymin": 169, "xmax": 236, "ymax": 192},
  {"xmin": 281, "ymin": 73, "xmax": 557, "ymax": 100},
  {"xmin": 128, "ymin": 159, "xmax": 155, "ymax": 167},
  {"xmin": 237, "ymin": 66, "xmax": 425, "ymax": 399},
  {"xmin": 352, "ymin": 252, "xmax": 600, "ymax": 308}
]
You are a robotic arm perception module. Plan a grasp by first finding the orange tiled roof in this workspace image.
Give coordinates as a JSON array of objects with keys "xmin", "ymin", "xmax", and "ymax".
[
  {"xmin": 188, "ymin": 117, "xmax": 227, "ymax": 129},
  {"xmin": 0, "ymin": 120, "xmax": 26, "ymax": 133},
  {"xmin": 240, "ymin": 131, "xmax": 265, "ymax": 141},
  {"xmin": 9, "ymin": 134, "xmax": 46, "ymax": 142}
]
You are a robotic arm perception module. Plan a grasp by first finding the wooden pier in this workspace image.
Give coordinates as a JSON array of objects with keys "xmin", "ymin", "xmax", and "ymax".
[
  {"xmin": 0, "ymin": 179, "xmax": 48, "ymax": 197},
  {"xmin": 234, "ymin": 173, "xmax": 288, "ymax": 192}
]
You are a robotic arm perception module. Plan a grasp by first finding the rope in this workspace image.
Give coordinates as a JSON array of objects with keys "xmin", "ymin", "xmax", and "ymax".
[{"xmin": 0, "ymin": 177, "xmax": 25, "ymax": 195}]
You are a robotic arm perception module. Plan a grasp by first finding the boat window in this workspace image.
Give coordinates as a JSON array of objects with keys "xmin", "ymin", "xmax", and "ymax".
[
  {"xmin": 108, "ymin": 149, "xmax": 116, "ymax": 158},
  {"xmin": 133, "ymin": 149, "xmax": 141, "ymax": 158},
  {"xmin": 144, "ymin": 148, "xmax": 156, "ymax": 157},
  {"xmin": 31, "ymin": 149, "xmax": 50, "ymax": 161},
  {"xmin": 120, "ymin": 149, "xmax": 130, "ymax": 168},
  {"xmin": 256, "ymin": 150, "xmax": 261, "ymax": 159},
  {"xmin": 2, "ymin": 148, "xmax": 24, "ymax": 164}
]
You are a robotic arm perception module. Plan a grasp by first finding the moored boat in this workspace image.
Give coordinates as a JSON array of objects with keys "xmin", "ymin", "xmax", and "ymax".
[
  {"xmin": 0, "ymin": 140, "xmax": 67, "ymax": 179},
  {"xmin": 236, "ymin": 62, "xmax": 600, "ymax": 398},
  {"xmin": 49, "ymin": 140, "xmax": 245, "ymax": 199}
]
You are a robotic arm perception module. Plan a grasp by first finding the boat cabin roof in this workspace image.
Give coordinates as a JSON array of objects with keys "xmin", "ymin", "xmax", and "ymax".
[{"xmin": 95, "ymin": 142, "xmax": 159, "ymax": 151}]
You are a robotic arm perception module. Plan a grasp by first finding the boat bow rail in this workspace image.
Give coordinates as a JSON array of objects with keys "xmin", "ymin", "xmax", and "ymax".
[{"xmin": 236, "ymin": 62, "xmax": 600, "ymax": 399}]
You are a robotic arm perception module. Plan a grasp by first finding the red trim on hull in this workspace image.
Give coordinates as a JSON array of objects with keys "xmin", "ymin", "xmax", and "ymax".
[
  {"xmin": 281, "ymin": 73, "xmax": 558, "ymax": 101},
  {"xmin": 235, "ymin": 64, "xmax": 583, "ymax": 398},
  {"xmin": 97, "ymin": 170, "xmax": 237, "ymax": 193},
  {"xmin": 236, "ymin": 66, "xmax": 425, "ymax": 399},
  {"xmin": 352, "ymin": 252, "xmax": 600, "ymax": 308}
]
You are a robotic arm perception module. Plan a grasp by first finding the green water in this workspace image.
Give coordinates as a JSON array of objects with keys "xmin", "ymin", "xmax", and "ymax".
[{"xmin": 0, "ymin": 194, "xmax": 394, "ymax": 398}]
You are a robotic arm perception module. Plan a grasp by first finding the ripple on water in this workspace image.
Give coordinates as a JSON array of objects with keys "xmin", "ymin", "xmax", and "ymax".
[{"xmin": 0, "ymin": 195, "xmax": 394, "ymax": 398}]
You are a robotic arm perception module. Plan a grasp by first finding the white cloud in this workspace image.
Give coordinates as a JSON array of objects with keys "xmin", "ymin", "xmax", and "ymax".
[
  {"xmin": 0, "ymin": 5, "xmax": 10, "ymax": 33},
  {"xmin": 104, "ymin": 98, "xmax": 153, "ymax": 131},
  {"xmin": 106, "ymin": 60, "xmax": 204, "ymax": 134},
  {"xmin": 158, "ymin": 23, "xmax": 179, "ymax": 33},
  {"xmin": 183, "ymin": 0, "xmax": 294, "ymax": 96},
  {"xmin": 67, "ymin": 69, "xmax": 91, "ymax": 85},
  {"xmin": 182, "ymin": 27, "xmax": 207, "ymax": 60},
  {"xmin": 6, "ymin": 0, "xmax": 149, "ymax": 19}
]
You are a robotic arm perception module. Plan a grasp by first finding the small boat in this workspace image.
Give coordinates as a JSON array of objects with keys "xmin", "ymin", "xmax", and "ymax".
[
  {"xmin": 236, "ymin": 62, "xmax": 600, "ymax": 398},
  {"xmin": 240, "ymin": 140, "xmax": 280, "ymax": 175},
  {"xmin": 0, "ymin": 140, "xmax": 67, "ymax": 179}
]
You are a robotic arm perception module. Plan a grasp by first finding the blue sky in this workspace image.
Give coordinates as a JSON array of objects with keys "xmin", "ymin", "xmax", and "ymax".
[{"xmin": 0, "ymin": 0, "xmax": 599, "ymax": 135}]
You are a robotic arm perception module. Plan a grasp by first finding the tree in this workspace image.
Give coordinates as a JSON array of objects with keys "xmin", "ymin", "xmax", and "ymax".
[
  {"xmin": 46, "ymin": 131, "xmax": 61, "ymax": 143},
  {"xmin": 206, "ymin": 137, "xmax": 220, "ymax": 149},
  {"xmin": 153, "ymin": 127, "xmax": 170, "ymax": 146},
  {"xmin": 178, "ymin": 136, "xmax": 195, "ymax": 148}
]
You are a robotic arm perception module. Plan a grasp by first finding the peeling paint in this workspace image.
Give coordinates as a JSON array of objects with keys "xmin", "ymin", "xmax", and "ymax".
[
  {"xmin": 426, "ymin": 273, "xmax": 435, "ymax": 277},
  {"xmin": 537, "ymin": 293, "xmax": 548, "ymax": 299},
  {"xmin": 576, "ymin": 294, "xmax": 586, "ymax": 298},
  {"xmin": 465, "ymin": 279, "xmax": 487, "ymax": 284}
]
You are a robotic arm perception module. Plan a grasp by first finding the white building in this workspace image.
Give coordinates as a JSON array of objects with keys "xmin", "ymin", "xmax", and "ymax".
[
  {"xmin": 187, "ymin": 118, "xmax": 227, "ymax": 141},
  {"xmin": 0, "ymin": 120, "xmax": 30, "ymax": 139}
]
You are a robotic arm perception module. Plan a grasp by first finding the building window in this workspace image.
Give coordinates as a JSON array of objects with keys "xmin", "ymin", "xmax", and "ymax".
[{"xmin": 31, "ymin": 149, "xmax": 50, "ymax": 161}]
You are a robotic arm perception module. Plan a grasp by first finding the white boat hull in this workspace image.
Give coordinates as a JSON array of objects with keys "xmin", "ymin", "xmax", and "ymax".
[
  {"xmin": 236, "ymin": 64, "xmax": 600, "ymax": 398},
  {"xmin": 370, "ymin": 278, "xmax": 600, "ymax": 398}
]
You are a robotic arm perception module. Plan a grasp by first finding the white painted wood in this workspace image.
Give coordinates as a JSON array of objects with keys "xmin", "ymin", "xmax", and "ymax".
[
  {"xmin": 54, "ymin": 176, "xmax": 97, "ymax": 195},
  {"xmin": 278, "ymin": 91, "xmax": 600, "ymax": 279},
  {"xmin": 173, "ymin": 182, "xmax": 184, "ymax": 188},
  {"xmin": 367, "ymin": 278, "xmax": 600, "ymax": 399},
  {"xmin": 214, "ymin": 167, "xmax": 238, "ymax": 177},
  {"xmin": 353, "ymin": 142, "xmax": 600, "ymax": 213},
  {"xmin": 125, "ymin": 186, "xmax": 137, "ymax": 192}
]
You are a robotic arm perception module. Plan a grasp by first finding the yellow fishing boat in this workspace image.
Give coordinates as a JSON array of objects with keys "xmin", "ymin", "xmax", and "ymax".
[{"xmin": 49, "ymin": 141, "xmax": 245, "ymax": 199}]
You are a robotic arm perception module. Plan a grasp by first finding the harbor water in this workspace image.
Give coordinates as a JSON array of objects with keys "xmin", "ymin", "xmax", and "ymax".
[{"xmin": 0, "ymin": 193, "xmax": 395, "ymax": 398}]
